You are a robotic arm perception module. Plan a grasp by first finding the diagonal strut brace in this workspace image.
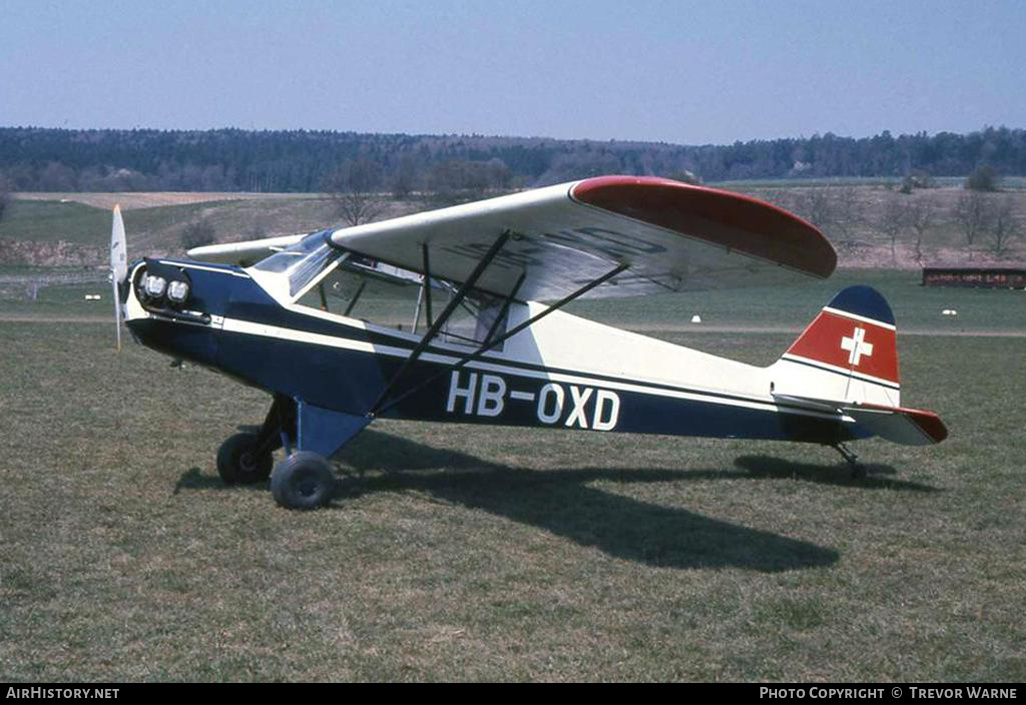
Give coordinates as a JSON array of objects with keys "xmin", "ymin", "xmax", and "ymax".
[
  {"xmin": 368, "ymin": 229, "xmax": 512, "ymax": 415},
  {"xmin": 374, "ymin": 262, "xmax": 629, "ymax": 417}
]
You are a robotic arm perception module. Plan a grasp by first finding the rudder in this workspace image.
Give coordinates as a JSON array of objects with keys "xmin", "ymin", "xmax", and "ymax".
[{"xmin": 771, "ymin": 286, "xmax": 901, "ymax": 407}]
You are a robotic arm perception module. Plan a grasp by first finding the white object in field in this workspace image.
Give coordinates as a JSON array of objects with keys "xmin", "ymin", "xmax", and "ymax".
[
  {"xmin": 691, "ymin": 314, "xmax": 702, "ymax": 323},
  {"xmin": 942, "ymin": 309, "xmax": 958, "ymax": 316},
  {"xmin": 84, "ymin": 294, "xmax": 102, "ymax": 301}
]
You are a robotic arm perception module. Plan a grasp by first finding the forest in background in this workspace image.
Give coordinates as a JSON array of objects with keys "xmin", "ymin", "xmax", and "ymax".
[{"xmin": 1, "ymin": 126, "xmax": 1025, "ymax": 194}]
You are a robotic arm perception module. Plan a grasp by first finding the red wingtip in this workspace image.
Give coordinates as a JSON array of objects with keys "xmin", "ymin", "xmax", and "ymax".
[{"xmin": 571, "ymin": 175, "xmax": 836, "ymax": 279}]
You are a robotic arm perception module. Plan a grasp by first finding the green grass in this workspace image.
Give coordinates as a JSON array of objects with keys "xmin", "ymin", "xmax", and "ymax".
[
  {"xmin": 0, "ymin": 200, "xmax": 215, "ymax": 248},
  {"xmin": 569, "ymin": 268, "xmax": 1026, "ymax": 335},
  {"xmin": 0, "ymin": 197, "xmax": 337, "ymax": 255},
  {"xmin": 0, "ymin": 272, "xmax": 1024, "ymax": 681},
  {"xmin": 0, "ymin": 201, "xmax": 111, "ymax": 245}
]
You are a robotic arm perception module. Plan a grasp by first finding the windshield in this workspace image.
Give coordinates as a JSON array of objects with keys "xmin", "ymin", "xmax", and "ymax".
[{"xmin": 252, "ymin": 229, "xmax": 343, "ymax": 298}]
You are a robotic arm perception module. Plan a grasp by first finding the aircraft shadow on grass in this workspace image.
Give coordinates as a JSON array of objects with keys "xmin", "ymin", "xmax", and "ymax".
[{"xmin": 169, "ymin": 428, "xmax": 950, "ymax": 572}]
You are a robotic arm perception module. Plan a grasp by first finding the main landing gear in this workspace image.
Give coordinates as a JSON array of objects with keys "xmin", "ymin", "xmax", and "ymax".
[
  {"xmin": 216, "ymin": 394, "xmax": 370, "ymax": 510},
  {"xmin": 269, "ymin": 452, "xmax": 336, "ymax": 510},
  {"xmin": 217, "ymin": 432, "xmax": 274, "ymax": 485},
  {"xmin": 217, "ymin": 394, "xmax": 294, "ymax": 486}
]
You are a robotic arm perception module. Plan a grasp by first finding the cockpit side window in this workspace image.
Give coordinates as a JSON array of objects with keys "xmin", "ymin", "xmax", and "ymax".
[
  {"xmin": 254, "ymin": 231, "xmax": 508, "ymax": 350},
  {"xmin": 437, "ymin": 287, "xmax": 508, "ymax": 348},
  {"xmin": 288, "ymin": 250, "xmax": 507, "ymax": 351}
]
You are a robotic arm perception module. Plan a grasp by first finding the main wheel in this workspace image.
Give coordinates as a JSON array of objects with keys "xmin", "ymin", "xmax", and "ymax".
[
  {"xmin": 217, "ymin": 433, "xmax": 273, "ymax": 485},
  {"xmin": 270, "ymin": 452, "xmax": 336, "ymax": 510}
]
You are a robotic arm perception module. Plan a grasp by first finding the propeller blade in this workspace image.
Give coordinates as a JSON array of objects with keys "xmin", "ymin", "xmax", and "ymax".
[
  {"xmin": 110, "ymin": 205, "xmax": 127, "ymax": 351},
  {"xmin": 112, "ymin": 271, "xmax": 122, "ymax": 352},
  {"xmin": 111, "ymin": 204, "xmax": 127, "ymax": 283}
]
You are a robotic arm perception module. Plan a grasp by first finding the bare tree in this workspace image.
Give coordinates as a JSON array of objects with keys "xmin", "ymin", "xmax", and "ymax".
[
  {"xmin": 875, "ymin": 196, "xmax": 908, "ymax": 263},
  {"xmin": 793, "ymin": 189, "xmax": 835, "ymax": 231},
  {"xmin": 391, "ymin": 154, "xmax": 420, "ymax": 199},
  {"xmin": 181, "ymin": 220, "xmax": 216, "ymax": 250},
  {"xmin": 952, "ymin": 191, "xmax": 991, "ymax": 261},
  {"xmin": 324, "ymin": 157, "xmax": 386, "ymax": 226},
  {"xmin": 829, "ymin": 186, "xmax": 862, "ymax": 241},
  {"xmin": 0, "ymin": 172, "xmax": 11, "ymax": 222},
  {"xmin": 986, "ymin": 196, "xmax": 1020, "ymax": 258},
  {"xmin": 905, "ymin": 195, "xmax": 936, "ymax": 264}
]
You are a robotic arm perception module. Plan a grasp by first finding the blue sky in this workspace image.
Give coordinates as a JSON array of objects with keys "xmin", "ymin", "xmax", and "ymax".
[{"xmin": 1, "ymin": 0, "xmax": 1023, "ymax": 144}]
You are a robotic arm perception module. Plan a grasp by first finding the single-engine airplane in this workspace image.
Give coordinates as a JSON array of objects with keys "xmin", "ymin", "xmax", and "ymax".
[{"xmin": 110, "ymin": 176, "xmax": 947, "ymax": 509}]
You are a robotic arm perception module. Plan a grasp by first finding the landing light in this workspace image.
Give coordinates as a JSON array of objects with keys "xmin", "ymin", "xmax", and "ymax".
[
  {"xmin": 143, "ymin": 274, "xmax": 167, "ymax": 298},
  {"xmin": 167, "ymin": 280, "xmax": 190, "ymax": 304}
]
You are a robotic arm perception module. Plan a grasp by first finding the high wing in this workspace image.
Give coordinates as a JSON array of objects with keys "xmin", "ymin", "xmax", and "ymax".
[
  {"xmin": 331, "ymin": 176, "xmax": 834, "ymax": 301},
  {"xmin": 191, "ymin": 176, "xmax": 835, "ymax": 301}
]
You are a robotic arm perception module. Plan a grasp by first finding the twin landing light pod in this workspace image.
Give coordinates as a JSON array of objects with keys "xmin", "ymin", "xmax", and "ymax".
[{"xmin": 140, "ymin": 273, "xmax": 190, "ymax": 304}]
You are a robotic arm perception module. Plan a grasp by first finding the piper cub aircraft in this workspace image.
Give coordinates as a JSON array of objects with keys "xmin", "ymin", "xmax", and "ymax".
[{"xmin": 110, "ymin": 176, "xmax": 947, "ymax": 509}]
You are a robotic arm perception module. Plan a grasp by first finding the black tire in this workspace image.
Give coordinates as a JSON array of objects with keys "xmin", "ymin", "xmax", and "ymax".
[
  {"xmin": 217, "ymin": 433, "xmax": 273, "ymax": 485},
  {"xmin": 270, "ymin": 452, "xmax": 336, "ymax": 510}
]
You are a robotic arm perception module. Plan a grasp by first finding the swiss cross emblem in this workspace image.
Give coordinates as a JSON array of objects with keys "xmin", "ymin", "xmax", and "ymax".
[{"xmin": 841, "ymin": 326, "xmax": 874, "ymax": 366}]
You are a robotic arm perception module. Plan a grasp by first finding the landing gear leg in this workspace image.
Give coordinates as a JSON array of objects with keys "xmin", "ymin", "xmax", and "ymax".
[
  {"xmin": 270, "ymin": 400, "xmax": 371, "ymax": 510},
  {"xmin": 217, "ymin": 395, "xmax": 296, "ymax": 485},
  {"xmin": 833, "ymin": 442, "xmax": 866, "ymax": 480}
]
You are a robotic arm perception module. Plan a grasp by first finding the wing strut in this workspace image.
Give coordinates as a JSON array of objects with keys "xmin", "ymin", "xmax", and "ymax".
[
  {"xmin": 343, "ymin": 281, "xmax": 367, "ymax": 317},
  {"xmin": 368, "ymin": 230, "xmax": 513, "ymax": 415},
  {"xmin": 373, "ymin": 261, "xmax": 629, "ymax": 418},
  {"xmin": 422, "ymin": 243, "xmax": 434, "ymax": 328}
]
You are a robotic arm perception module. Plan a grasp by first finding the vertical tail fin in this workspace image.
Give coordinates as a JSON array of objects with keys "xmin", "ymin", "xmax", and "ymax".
[{"xmin": 772, "ymin": 286, "xmax": 901, "ymax": 407}]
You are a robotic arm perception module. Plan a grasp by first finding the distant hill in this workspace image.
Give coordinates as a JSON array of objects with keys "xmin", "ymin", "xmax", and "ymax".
[{"xmin": 1, "ymin": 126, "xmax": 1025, "ymax": 194}]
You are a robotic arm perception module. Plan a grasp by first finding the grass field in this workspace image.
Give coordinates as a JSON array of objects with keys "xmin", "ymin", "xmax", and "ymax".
[{"xmin": 0, "ymin": 270, "xmax": 1024, "ymax": 681}]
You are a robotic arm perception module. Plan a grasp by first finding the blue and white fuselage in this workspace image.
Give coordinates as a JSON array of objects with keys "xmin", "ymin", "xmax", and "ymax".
[{"xmin": 124, "ymin": 251, "xmax": 869, "ymax": 460}]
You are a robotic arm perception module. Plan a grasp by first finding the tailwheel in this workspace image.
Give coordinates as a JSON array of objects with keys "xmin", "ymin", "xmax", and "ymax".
[
  {"xmin": 217, "ymin": 432, "xmax": 274, "ymax": 485},
  {"xmin": 271, "ymin": 452, "xmax": 336, "ymax": 510},
  {"xmin": 833, "ymin": 442, "xmax": 866, "ymax": 480}
]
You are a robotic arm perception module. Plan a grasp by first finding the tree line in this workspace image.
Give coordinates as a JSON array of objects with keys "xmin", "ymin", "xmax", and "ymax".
[{"xmin": 1, "ymin": 126, "xmax": 1025, "ymax": 194}]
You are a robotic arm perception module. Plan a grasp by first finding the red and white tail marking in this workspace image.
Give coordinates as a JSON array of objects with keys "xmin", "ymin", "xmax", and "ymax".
[{"xmin": 783, "ymin": 308, "xmax": 899, "ymax": 388}]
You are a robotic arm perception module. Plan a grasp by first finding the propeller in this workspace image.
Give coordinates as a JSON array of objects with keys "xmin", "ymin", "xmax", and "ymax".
[{"xmin": 110, "ymin": 204, "xmax": 127, "ymax": 351}]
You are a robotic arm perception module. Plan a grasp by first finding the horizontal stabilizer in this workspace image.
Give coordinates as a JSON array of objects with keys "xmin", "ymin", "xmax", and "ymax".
[{"xmin": 841, "ymin": 403, "xmax": 948, "ymax": 446}]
